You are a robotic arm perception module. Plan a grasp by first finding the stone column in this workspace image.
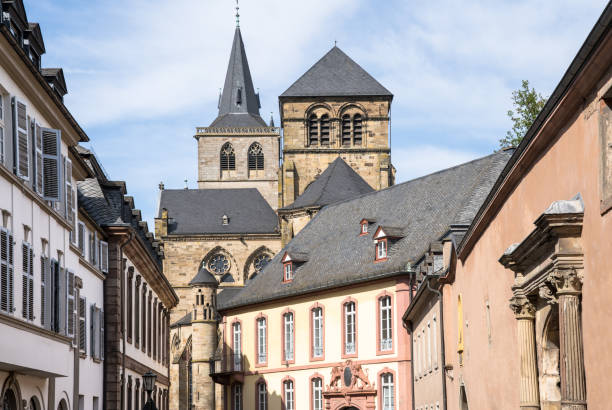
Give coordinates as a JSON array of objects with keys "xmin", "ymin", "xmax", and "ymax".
[
  {"xmin": 510, "ymin": 296, "xmax": 540, "ymax": 409},
  {"xmin": 551, "ymin": 269, "xmax": 586, "ymax": 410}
]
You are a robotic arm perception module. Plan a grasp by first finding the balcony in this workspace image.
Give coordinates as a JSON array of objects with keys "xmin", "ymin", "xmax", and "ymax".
[{"xmin": 209, "ymin": 353, "xmax": 244, "ymax": 385}]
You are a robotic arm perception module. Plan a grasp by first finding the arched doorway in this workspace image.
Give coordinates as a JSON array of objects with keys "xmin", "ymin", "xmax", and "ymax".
[
  {"xmin": 2, "ymin": 389, "xmax": 17, "ymax": 410},
  {"xmin": 541, "ymin": 308, "xmax": 561, "ymax": 408},
  {"xmin": 342, "ymin": 407, "xmax": 359, "ymax": 410}
]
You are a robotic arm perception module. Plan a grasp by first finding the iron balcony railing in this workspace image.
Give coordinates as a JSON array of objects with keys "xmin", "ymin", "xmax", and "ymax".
[{"xmin": 209, "ymin": 352, "xmax": 244, "ymax": 376}]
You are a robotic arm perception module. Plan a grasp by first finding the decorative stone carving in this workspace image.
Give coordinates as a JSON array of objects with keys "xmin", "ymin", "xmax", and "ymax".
[
  {"xmin": 549, "ymin": 268, "xmax": 582, "ymax": 295},
  {"xmin": 327, "ymin": 360, "xmax": 372, "ymax": 392},
  {"xmin": 509, "ymin": 296, "xmax": 536, "ymax": 319},
  {"xmin": 538, "ymin": 283, "xmax": 557, "ymax": 305}
]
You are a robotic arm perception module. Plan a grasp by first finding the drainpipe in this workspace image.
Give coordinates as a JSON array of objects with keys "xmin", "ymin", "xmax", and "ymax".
[
  {"xmin": 426, "ymin": 275, "xmax": 447, "ymax": 410},
  {"xmin": 406, "ymin": 270, "xmax": 416, "ymax": 410},
  {"xmin": 119, "ymin": 231, "xmax": 135, "ymax": 410}
]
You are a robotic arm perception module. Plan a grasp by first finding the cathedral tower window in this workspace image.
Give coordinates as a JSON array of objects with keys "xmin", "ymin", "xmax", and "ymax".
[
  {"xmin": 353, "ymin": 114, "xmax": 363, "ymax": 145},
  {"xmin": 248, "ymin": 142, "xmax": 264, "ymax": 170},
  {"xmin": 220, "ymin": 143, "xmax": 236, "ymax": 171},
  {"xmin": 341, "ymin": 114, "xmax": 351, "ymax": 146},
  {"xmin": 208, "ymin": 254, "xmax": 230, "ymax": 275},
  {"xmin": 308, "ymin": 114, "xmax": 319, "ymax": 145},
  {"xmin": 320, "ymin": 114, "xmax": 330, "ymax": 146},
  {"xmin": 254, "ymin": 254, "xmax": 271, "ymax": 274}
]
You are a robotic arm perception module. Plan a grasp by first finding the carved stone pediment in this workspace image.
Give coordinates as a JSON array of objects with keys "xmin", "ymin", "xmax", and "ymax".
[{"xmin": 326, "ymin": 360, "xmax": 374, "ymax": 392}]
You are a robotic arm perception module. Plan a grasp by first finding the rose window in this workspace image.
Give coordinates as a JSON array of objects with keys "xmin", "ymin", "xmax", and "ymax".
[
  {"xmin": 208, "ymin": 254, "xmax": 230, "ymax": 274},
  {"xmin": 254, "ymin": 254, "xmax": 271, "ymax": 272}
]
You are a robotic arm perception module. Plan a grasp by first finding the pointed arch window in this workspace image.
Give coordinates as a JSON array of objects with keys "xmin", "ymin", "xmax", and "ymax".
[
  {"xmin": 320, "ymin": 114, "xmax": 330, "ymax": 146},
  {"xmin": 353, "ymin": 114, "xmax": 363, "ymax": 145},
  {"xmin": 220, "ymin": 143, "xmax": 236, "ymax": 171},
  {"xmin": 308, "ymin": 114, "xmax": 319, "ymax": 146},
  {"xmin": 248, "ymin": 143, "xmax": 264, "ymax": 170},
  {"xmin": 341, "ymin": 114, "xmax": 351, "ymax": 146}
]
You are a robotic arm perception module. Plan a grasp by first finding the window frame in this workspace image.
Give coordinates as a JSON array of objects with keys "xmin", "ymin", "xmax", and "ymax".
[
  {"xmin": 248, "ymin": 142, "xmax": 264, "ymax": 171},
  {"xmin": 341, "ymin": 297, "xmax": 358, "ymax": 358},
  {"xmin": 232, "ymin": 319, "xmax": 242, "ymax": 371},
  {"xmin": 376, "ymin": 291, "xmax": 394, "ymax": 355},
  {"xmin": 255, "ymin": 378, "xmax": 267, "ymax": 410},
  {"xmin": 281, "ymin": 309, "xmax": 295, "ymax": 364},
  {"xmin": 378, "ymin": 369, "xmax": 396, "ymax": 410},
  {"xmin": 283, "ymin": 262, "xmax": 293, "ymax": 283},
  {"xmin": 220, "ymin": 142, "xmax": 236, "ymax": 171},
  {"xmin": 309, "ymin": 303, "xmax": 325, "ymax": 361},
  {"xmin": 231, "ymin": 383, "xmax": 243, "ymax": 410},
  {"xmin": 0, "ymin": 92, "xmax": 4, "ymax": 165},
  {"xmin": 375, "ymin": 239, "xmax": 388, "ymax": 262},
  {"xmin": 282, "ymin": 376, "xmax": 296, "ymax": 410},
  {"xmin": 309, "ymin": 374, "xmax": 324, "ymax": 410},
  {"xmin": 254, "ymin": 314, "xmax": 268, "ymax": 367}
]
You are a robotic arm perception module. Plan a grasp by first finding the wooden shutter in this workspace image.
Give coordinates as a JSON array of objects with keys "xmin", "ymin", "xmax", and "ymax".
[
  {"xmin": 77, "ymin": 222, "xmax": 85, "ymax": 253},
  {"xmin": 100, "ymin": 241, "xmax": 108, "ymax": 273},
  {"xmin": 67, "ymin": 271, "xmax": 75, "ymax": 338},
  {"xmin": 41, "ymin": 127, "xmax": 61, "ymax": 201},
  {"xmin": 100, "ymin": 308, "xmax": 105, "ymax": 360},
  {"xmin": 40, "ymin": 256, "xmax": 51, "ymax": 329},
  {"xmin": 91, "ymin": 304, "xmax": 98, "ymax": 358},
  {"xmin": 79, "ymin": 296, "xmax": 87, "ymax": 352},
  {"xmin": 0, "ymin": 228, "xmax": 10, "ymax": 313},
  {"xmin": 34, "ymin": 122, "xmax": 43, "ymax": 194},
  {"xmin": 58, "ymin": 267, "xmax": 66, "ymax": 335},
  {"xmin": 21, "ymin": 242, "xmax": 33, "ymax": 320},
  {"xmin": 12, "ymin": 97, "xmax": 29, "ymax": 180},
  {"xmin": 50, "ymin": 259, "xmax": 57, "ymax": 331}
]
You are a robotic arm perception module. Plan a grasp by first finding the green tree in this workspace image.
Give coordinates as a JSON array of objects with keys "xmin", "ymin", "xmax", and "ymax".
[{"xmin": 499, "ymin": 80, "xmax": 547, "ymax": 148}]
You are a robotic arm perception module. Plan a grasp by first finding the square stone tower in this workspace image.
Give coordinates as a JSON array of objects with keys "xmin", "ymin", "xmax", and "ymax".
[
  {"xmin": 278, "ymin": 46, "xmax": 394, "ymax": 208},
  {"xmin": 196, "ymin": 27, "xmax": 280, "ymax": 209}
]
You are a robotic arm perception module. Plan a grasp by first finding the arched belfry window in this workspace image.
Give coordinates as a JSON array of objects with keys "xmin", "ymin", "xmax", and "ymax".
[
  {"xmin": 308, "ymin": 114, "xmax": 319, "ymax": 146},
  {"xmin": 341, "ymin": 114, "xmax": 351, "ymax": 146},
  {"xmin": 248, "ymin": 143, "xmax": 264, "ymax": 171},
  {"xmin": 220, "ymin": 142, "xmax": 235, "ymax": 171},
  {"xmin": 320, "ymin": 114, "xmax": 330, "ymax": 146},
  {"xmin": 353, "ymin": 114, "xmax": 363, "ymax": 145}
]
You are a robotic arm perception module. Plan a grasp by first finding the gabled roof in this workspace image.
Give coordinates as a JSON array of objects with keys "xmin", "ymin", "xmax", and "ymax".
[
  {"xmin": 157, "ymin": 188, "xmax": 279, "ymax": 235},
  {"xmin": 210, "ymin": 27, "xmax": 265, "ymax": 127},
  {"xmin": 374, "ymin": 226, "xmax": 405, "ymax": 239},
  {"xmin": 279, "ymin": 157, "xmax": 374, "ymax": 211},
  {"xmin": 218, "ymin": 150, "xmax": 513, "ymax": 310},
  {"xmin": 282, "ymin": 251, "xmax": 309, "ymax": 263},
  {"xmin": 280, "ymin": 46, "xmax": 392, "ymax": 98}
]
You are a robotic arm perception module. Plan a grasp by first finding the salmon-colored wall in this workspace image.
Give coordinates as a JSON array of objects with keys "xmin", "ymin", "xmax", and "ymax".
[{"xmin": 443, "ymin": 67, "xmax": 612, "ymax": 409}]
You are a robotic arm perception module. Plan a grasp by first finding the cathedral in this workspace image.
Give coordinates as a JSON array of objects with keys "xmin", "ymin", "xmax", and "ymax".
[{"xmin": 156, "ymin": 19, "xmax": 395, "ymax": 410}]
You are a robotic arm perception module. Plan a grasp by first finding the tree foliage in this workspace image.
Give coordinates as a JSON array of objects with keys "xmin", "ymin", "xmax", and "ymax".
[{"xmin": 499, "ymin": 80, "xmax": 547, "ymax": 148}]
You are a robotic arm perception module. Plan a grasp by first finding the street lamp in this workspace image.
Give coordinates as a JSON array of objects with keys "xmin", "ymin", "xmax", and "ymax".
[{"xmin": 142, "ymin": 371, "xmax": 157, "ymax": 410}]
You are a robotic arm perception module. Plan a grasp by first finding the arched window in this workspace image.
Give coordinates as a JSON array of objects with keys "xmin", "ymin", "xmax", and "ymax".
[
  {"xmin": 381, "ymin": 373, "xmax": 395, "ymax": 410},
  {"xmin": 311, "ymin": 377, "xmax": 323, "ymax": 410},
  {"xmin": 320, "ymin": 114, "xmax": 330, "ymax": 146},
  {"xmin": 256, "ymin": 381, "xmax": 267, "ymax": 410},
  {"xmin": 379, "ymin": 296, "xmax": 392, "ymax": 351},
  {"xmin": 308, "ymin": 114, "xmax": 319, "ymax": 145},
  {"xmin": 220, "ymin": 143, "xmax": 235, "ymax": 171},
  {"xmin": 283, "ymin": 379, "xmax": 295, "ymax": 410},
  {"xmin": 283, "ymin": 312, "xmax": 294, "ymax": 361},
  {"xmin": 248, "ymin": 143, "xmax": 264, "ymax": 170},
  {"xmin": 353, "ymin": 114, "xmax": 363, "ymax": 145},
  {"xmin": 341, "ymin": 114, "xmax": 351, "ymax": 146},
  {"xmin": 343, "ymin": 301, "xmax": 356, "ymax": 355}
]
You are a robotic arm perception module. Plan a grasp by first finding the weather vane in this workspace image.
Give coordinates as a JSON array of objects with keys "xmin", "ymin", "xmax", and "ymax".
[{"xmin": 235, "ymin": 0, "xmax": 240, "ymax": 28}]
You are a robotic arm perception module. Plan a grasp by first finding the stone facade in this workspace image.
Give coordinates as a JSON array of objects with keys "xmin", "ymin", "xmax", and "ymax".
[
  {"xmin": 196, "ymin": 128, "xmax": 280, "ymax": 210},
  {"xmin": 279, "ymin": 98, "xmax": 394, "ymax": 207}
]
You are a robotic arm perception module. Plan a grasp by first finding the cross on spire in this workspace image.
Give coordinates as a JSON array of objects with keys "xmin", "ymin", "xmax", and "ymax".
[{"xmin": 235, "ymin": 0, "xmax": 240, "ymax": 28}]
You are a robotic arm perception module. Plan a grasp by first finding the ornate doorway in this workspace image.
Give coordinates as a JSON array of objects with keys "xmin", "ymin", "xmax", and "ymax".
[{"xmin": 323, "ymin": 360, "xmax": 376, "ymax": 410}]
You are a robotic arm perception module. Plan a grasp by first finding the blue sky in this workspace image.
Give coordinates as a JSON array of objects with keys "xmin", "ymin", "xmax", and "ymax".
[{"xmin": 24, "ymin": 0, "xmax": 608, "ymax": 226}]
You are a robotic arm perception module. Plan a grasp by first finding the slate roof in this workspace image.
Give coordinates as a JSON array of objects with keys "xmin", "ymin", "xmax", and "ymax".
[
  {"xmin": 218, "ymin": 150, "xmax": 513, "ymax": 310},
  {"xmin": 157, "ymin": 188, "xmax": 279, "ymax": 235},
  {"xmin": 189, "ymin": 267, "xmax": 218, "ymax": 286},
  {"xmin": 280, "ymin": 46, "xmax": 392, "ymax": 98},
  {"xmin": 210, "ymin": 27, "xmax": 265, "ymax": 127},
  {"xmin": 280, "ymin": 157, "xmax": 374, "ymax": 211},
  {"xmin": 77, "ymin": 178, "xmax": 123, "ymax": 225},
  {"xmin": 170, "ymin": 312, "xmax": 192, "ymax": 328}
]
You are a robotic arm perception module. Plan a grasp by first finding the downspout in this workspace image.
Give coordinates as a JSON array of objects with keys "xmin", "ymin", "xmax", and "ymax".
[
  {"xmin": 407, "ymin": 270, "xmax": 416, "ymax": 410},
  {"xmin": 119, "ymin": 231, "xmax": 135, "ymax": 410},
  {"xmin": 426, "ymin": 275, "xmax": 447, "ymax": 410}
]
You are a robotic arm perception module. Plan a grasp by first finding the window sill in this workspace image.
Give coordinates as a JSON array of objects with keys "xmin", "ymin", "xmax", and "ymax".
[
  {"xmin": 254, "ymin": 361, "xmax": 268, "ymax": 368},
  {"xmin": 0, "ymin": 312, "xmax": 72, "ymax": 345},
  {"xmin": 341, "ymin": 352, "xmax": 358, "ymax": 359},
  {"xmin": 376, "ymin": 348, "xmax": 395, "ymax": 356},
  {"xmin": 78, "ymin": 256, "xmax": 105, "ymax": 279},
  {"xmin": 374, "ymin": 258, "xmax": 388, "ymax": 264},
  {"xmin": 309, "ymin": 355, "xmax": 325, "ymax": 362}
]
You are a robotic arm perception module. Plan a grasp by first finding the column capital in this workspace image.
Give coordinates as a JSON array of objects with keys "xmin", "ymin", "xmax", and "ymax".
[
  {"xmin": 509, "ymin": 296, "xmax": 536, "ymax": 319},
  {"xmin": 549, "ymin": 268, "xmax": 582, "ymax": 296},
  {"xmin": 538, "ymin": 283, "xmax": 557, "ymax": 305}
]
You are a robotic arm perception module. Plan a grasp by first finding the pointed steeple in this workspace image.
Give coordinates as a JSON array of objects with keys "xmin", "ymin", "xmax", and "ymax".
[{"xmin": 211, "ymin": 28, "xmax": 266, "ymax": 127}]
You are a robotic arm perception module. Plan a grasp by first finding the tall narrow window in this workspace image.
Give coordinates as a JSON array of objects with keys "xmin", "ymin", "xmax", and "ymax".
[
  {"xmin": 248, "ymin": 143, "xmax": 264, "ymax": 171},
  {"xmin": 283, "ymin": 263, "xmax": 293, "ymax": 282},
  {"xmin": 308, "ymin": 114, "xmax": 318, "ymax": 146},
  {"xmin": 257, "ymin": 317, "xmax": 267, "ymax": 364},
  {"xmin": 232, "ymin": 384, "xmax": 242, "ymax": 410},
  {"xmin": 353, "ymin": 114, "xmax": 363, "ymax": 145},
  {"xmin": 381, "ymin": 373, "xmax": 394, "ymax": 410},
  {"xmin": 135, "ymin": 277, "xmax": 141, "ymax": 347},
  {"xmin": 433, "ymin": 315, "xmax": 438, "ymax": 369},
  {"xmin": 283, "ymin": 380, "xmax": 294, "ymax": 410},
  {"xmin": 220, "ymin": 142, "xmax": 236, "ymax": 171},
  {"xmin": 341, "ymin": 114, "xmax": 351, "ymax": 146},
  {"xmin": 21, "ymin": 242, "xmax": 34, "ymax": 321},
  {"xmin": 312, "ymin": 378, "xmax": 323, "ymax": 410},
  {"xmin": 233, "ymin": 322, "xmax": 242, "ymax": 371},
  {"xmin": 320, "ymin": 114, "xmax": 330, "ymax": 146},
  {"xmin": 376, "ymin": 239, "xmax": 387, "ymax": 260},
  {"xmin": 0, "ymin": 228, "xmax": 14, "ymax": 314},
  {"xmin": 344, "ymin": 302, "xmax": 356, "ymax": 355},
  {"xmin": 0, "ymin": 94, "xmax": 4, "ymax": 164},
  {"xmin": 127, "ymin": 268, "xmax": 133, "ymax": 342},
  {"xmin": 380, "ymin": 296, "xmax": 392, "ymax": 351},
  {"xmin": 283, "ymin": 312, "xmax": 294, "ymax": 362},
  {"xmin": 427, "ymin": 321, "xmax": 432, "ymax": 371},
  {"xmin": 312, "ymin": 307, "xmax": 323, "ymax": 358},
  {"xmin": 257, "ymin": 382, "xmax": 267, "ymax": 410}
]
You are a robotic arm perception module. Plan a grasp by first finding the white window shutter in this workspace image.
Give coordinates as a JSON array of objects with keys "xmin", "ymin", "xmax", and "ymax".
[
  {"xmin": 12, "ymin": 97, "xmax": 29, "ymax": 180},
  {"xmin": 58, "ymin": 268, "xmax": 67, "ymax": 335},
  {"xmin": 67, "ymin": 271, "xmax": 75, "ymax": 338},
  {"xmin": 34, "ymin": 122, "xmax": 43, "ymax": 194},
  {"xmin": 21, "ymin": 242, "xmax": 34, "ymax": 320},
  {"xmin": 100, "ymin": 241, "xmax": 108, "ymax": 273},
  {"xmin": 41, "ymin": 127, "xmax": 61, "ymax": 201}
]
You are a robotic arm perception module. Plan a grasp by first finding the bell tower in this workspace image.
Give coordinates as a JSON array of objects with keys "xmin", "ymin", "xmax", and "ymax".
[{"xmin": 195, "ymin": 23, "xmax": 280, "ymax": 209}]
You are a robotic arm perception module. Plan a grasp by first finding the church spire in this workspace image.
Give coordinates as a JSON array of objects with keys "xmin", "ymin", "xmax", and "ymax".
[{"xmin": 211, "ymin": 24, "xmax": 265, "ymax": 127}]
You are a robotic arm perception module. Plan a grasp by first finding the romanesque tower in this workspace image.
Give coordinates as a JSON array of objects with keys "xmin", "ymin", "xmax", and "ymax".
[
  {"xmin": 195, "ymin": 26, "xmax": 280, "ymax": 209},
  {"xmin": 278, "ymin": 46, "xmax": 394, "ymax": 208}
]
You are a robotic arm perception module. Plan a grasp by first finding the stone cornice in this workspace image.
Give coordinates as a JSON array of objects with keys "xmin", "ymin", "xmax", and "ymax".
[
  {"xmin": 194, "ymin": 126, "xmax": 280, "ymax": 138},
  {"xmin": 283, "ymin": 148, "xmax": 390, "ymax": 155},
  {"xmin": 161, "ymin": 233, "xmax": 280, "ymax": 241}
]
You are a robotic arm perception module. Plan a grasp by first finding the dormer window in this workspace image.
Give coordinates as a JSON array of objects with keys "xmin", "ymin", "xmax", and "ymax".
[
  {"xmin": 284, "ymin": 263, "xmax": 293, "ymax": 282},
  {"xmin": 376, "ymin": 240, "xmax": 387, "ymax": 260},
  {"xmin": 373, "ymin": 226, "xmax": 404, "ymax": 263},
  {"xmin": 222, "ymin": 215, "xmax": 229, "ymax": 225},
  {"xmin": 361, "ymin": 222, "xmax": 368, "ymax": 235},
  {"xmin": 359, "ymin": 218, "xmax": 375, "ymax": 236}
]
